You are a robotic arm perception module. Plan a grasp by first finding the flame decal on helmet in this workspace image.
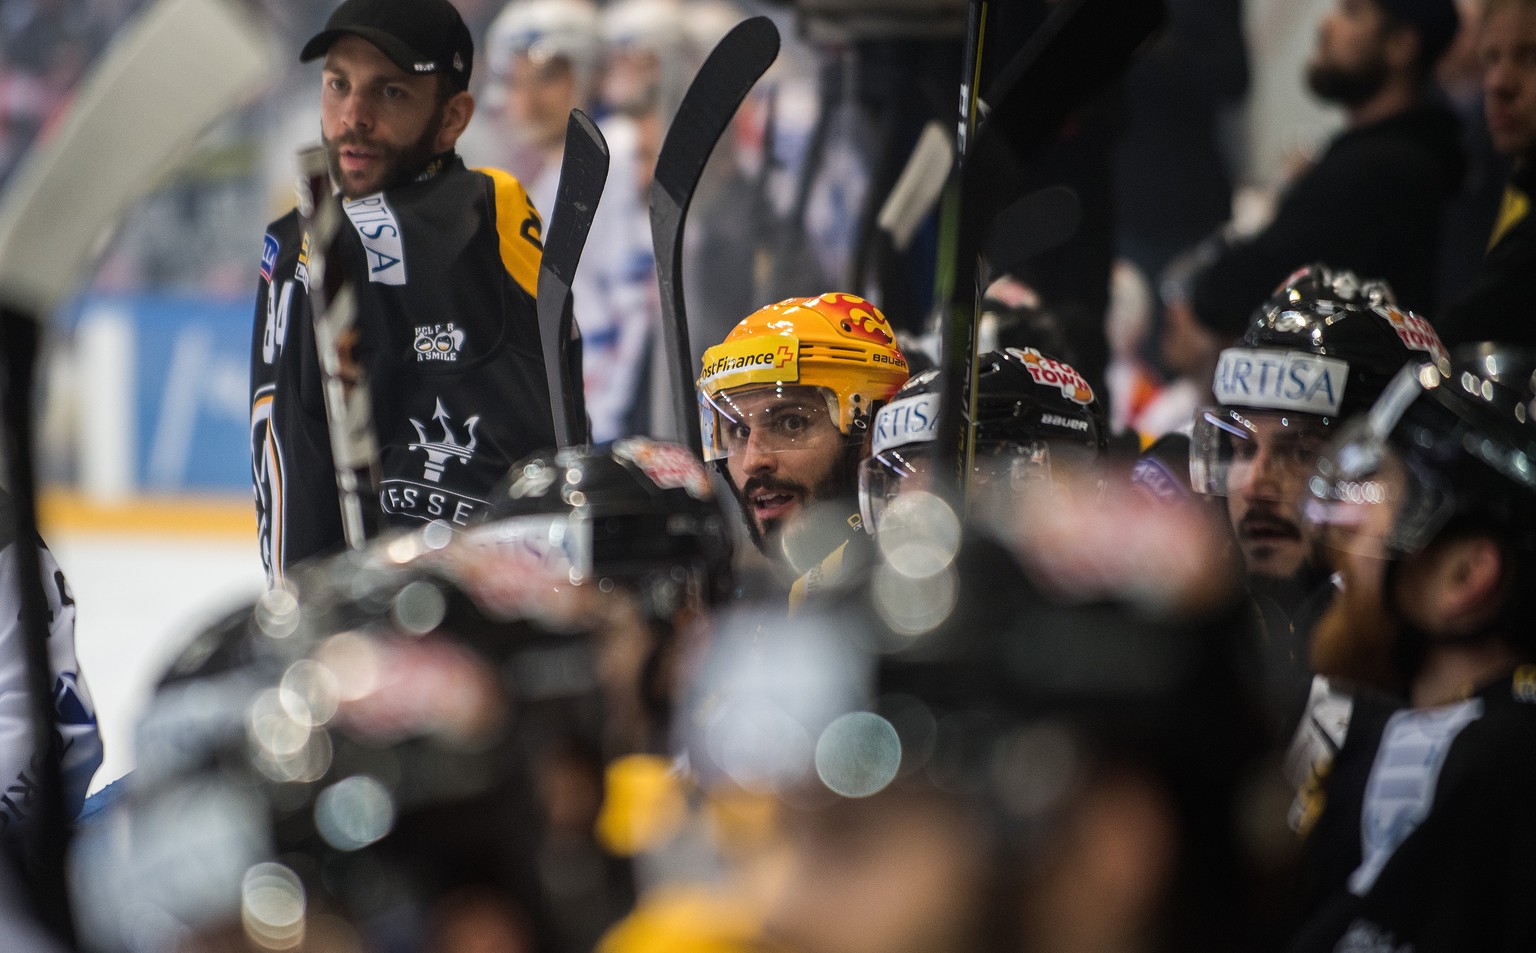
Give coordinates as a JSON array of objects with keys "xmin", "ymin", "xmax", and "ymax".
[{"xmin": 815, "ymin": 292, "xmax": 897, "ymax": 347}]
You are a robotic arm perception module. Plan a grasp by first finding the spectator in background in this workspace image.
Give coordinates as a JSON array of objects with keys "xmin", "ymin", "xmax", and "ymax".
[
  {"xmin": 1114, "ymin": 0, "xmax": 1249, "ymax": 288},
  {"xmin": 599, "ymin": 0, "xmax": 690, "ymax": 186},
  {"xmin": 475, "ymin": 0, "xmax": 656, "ymax": 441},
  {"xmin": 1189, "ymin": 0, "xmax": 1464, "ymax": 334},
  {"xmin": 0, "ymin": 489, "xmax": 101, "ymax": 837},
  {"xmin": 1435, "ymin": 0, "xmax": 1509, "ymax": 306},
  {"xmin": 1437, "ymin": 0, "xmax": 1536, "ymax": 346}
]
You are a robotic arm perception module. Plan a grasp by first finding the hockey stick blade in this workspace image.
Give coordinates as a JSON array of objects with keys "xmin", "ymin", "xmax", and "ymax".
[
  {"xmin": 650, "ymin": 15, "xmax": 780, "ymax": 457},
  {"xmin": 0, "ymin": 0, "xmax": 271, "ymax": 939},
  {"xmin": 877, "ymin": 120, "xmax": 953, "ymax": 254},
  {"xmin": 983, "ymin": 185, "xmax": 1080, "ymax": 277},
  {"xmin": 964, "ymin": 0, "xmax": 1164, "ymax": 218},
  {"xmin": 0, "ymin": 0, "xmax": 274, "ymax": 319},
  {"xmin": 538, "ymin": 109, "xmax": 608, "ymax": 447}
]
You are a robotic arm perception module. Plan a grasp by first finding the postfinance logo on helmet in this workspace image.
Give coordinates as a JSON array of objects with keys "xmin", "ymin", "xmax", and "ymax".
[{"xmin": 698, "ymin": 338, "xmax": 801, "ymax": 392}]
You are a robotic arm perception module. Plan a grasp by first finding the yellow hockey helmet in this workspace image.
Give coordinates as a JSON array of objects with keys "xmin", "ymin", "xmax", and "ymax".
[{"xmin": 696, "ymin": 293, "xmax": 910, "ymax": 462}]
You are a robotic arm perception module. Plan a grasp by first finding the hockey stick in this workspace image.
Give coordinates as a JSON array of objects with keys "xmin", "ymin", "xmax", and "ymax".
[
  {"xmin": 537, "ymin": 109, "xmax": 608, "ymax": 448},
  {"xmin": 931, "ymin": 0, "xmax": 1001, "ymax": 502},
  {"xmin": 650, "ymin": 15, "xmax": 780, "ymax": 458},
  {"xmin": 297, "ymin": 146, "xmax": 384, "ymax": 552},
  {"xmin": 0, "ymin": 0, "xmax": 271, "ymax": 938},
  {"xmin": 934, "ymin": 0, "xmax": 1163, "ymax": 503}
]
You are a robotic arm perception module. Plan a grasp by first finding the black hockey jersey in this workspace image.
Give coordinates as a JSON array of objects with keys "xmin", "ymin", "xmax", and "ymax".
[
  {"xmin": 250, "ymin": 154, "xmax": 556, "ymax": 581},
  {"xmin": 1285, "ymin": 668, "xmax": 1536, "ymax": 953}
]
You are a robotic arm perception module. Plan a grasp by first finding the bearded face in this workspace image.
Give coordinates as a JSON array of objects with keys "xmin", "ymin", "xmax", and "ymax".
[
  {"xmin": 1310, "ymin": 535, "xmax": 1403, "ymax": 693},
  {"xmin": 1306, "ymin": 0, "xmax": 1396, "ymax": 108}
]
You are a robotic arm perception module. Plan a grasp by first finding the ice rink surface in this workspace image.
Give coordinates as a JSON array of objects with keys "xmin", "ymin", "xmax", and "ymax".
[{"xmin": 41, "ymin": 495, "xmax": 264, "ymax": 794}]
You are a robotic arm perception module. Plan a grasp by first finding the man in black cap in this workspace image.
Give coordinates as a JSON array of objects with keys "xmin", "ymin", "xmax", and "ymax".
[
  {"xmin": 1187, "ymin": 0, "xmax": 1465, "ymax": 333},
  {"xmin": 249, "ymin": 0, "xmax": 559, "ymax": 582}
]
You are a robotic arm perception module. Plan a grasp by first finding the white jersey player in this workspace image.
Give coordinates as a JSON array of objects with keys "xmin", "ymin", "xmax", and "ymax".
[
  {"xmin": 473, "ymin": 0, "xmax": 659, "ymax": 442},
  {"xmin": 0, "ymin": 497, "xmax": 101, "ymax": 830}
]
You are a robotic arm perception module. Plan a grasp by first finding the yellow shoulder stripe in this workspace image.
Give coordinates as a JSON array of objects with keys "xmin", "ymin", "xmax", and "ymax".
[
  {"xmin": 1490, "ymin": 184, "xmax": 1530, "ymax": 252},
  {"xmin": 476, "ymin": 166, "xmax": 544, "ymax": 298}
]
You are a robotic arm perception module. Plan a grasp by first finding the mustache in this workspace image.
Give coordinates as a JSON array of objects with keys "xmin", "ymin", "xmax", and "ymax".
[
  {"xmin": 325, "ymin": 131, "xmax": 387, "ymax": 152},
  {"xmin": 1237, "ymin": 510, "xmax": 1302, "ymax": 540},
  {"xmin": 741, "ymin": 475, "xmax": 806, "ymax": 499}
]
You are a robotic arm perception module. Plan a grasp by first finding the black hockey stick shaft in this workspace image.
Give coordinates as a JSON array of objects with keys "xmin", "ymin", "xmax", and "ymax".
[
  {"xmin": 0, "ymin": 307, "xmax": 73, "ymax": 944},
  {"xmin": 934, "ymin": 0, "xmax": 1163, "ymax": 501},
  {"xmin": 650, "ymin": 15, "xmax": 780, "ymax": 457},
  {"xmin": 537, "ymin": 109, "xmax": 608, "ymax": 447},
  {"xmin": 933, "ymin": 0, "xmax": 999, "ymax": 502},
  {"xmin": 0, "ymin": 0, "xmax": 271, "ymax": 940},
  {"xmin": 299, "ymin": 147, "xmax": 384, "ymax": 551}
]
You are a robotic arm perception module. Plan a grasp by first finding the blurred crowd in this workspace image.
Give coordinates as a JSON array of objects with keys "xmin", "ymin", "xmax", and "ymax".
[{"xmin": 0, "ymin": 0, "xmax": 147, "ymax": 186}]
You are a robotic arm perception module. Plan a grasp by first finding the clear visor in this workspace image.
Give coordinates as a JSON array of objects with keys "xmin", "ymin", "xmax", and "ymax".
[
  {"xmin": 699, "ymin": 384, "xmax": 843, "ymax": 464},
  {"xmin": 1301, "ymin": 416, "xmax": 1453, "ymax": 557},
  {"xmin": 1190, "ymin": 407, "xmax": 1331, "ymax": 498},
  {"xmin": 858, "ymin": 439, "xmax": 1059, "ymax": 534}
]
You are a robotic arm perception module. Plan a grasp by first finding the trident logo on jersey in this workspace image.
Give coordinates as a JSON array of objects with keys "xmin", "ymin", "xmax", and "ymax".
[
  {"xmin": 409, "ymin": 398, "xmax": 480, "ymax": 482},
  {"xmin": 1012, "ymin": 347, "xmax": 1095, "ymax": 405}
]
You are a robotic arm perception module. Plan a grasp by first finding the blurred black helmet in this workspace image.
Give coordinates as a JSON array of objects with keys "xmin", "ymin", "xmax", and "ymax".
[
  {"xmin": 974, "ymin": 347, "xmax": 1108, "ymax": 453},
  {"xmin": 1305, "ymin": 344, "xmax": 1536, "ymax": 558},
  {"xmin": 72, "ymin": 554, "xmax": 583, "ymax": 953},
  {"xmin": 483, "ymin": 438, "xmax": 734, "ymax": 618},
  {"xmin": 680, "ymin": 493, "xmax": 1274, "ymax": 949},
  {"xmin": 1192, "ymin": 264, "xmax": 1447, "ymax": 496},
  {"xmin": 1233, "ymin": 264, "xmax": 1441, "ymax": 416},
  {"xmin": 858, "ymin": 349, "xmax": 1107, "ymax": 531}
]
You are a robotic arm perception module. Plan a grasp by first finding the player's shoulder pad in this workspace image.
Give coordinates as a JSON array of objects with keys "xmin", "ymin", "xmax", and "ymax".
[{"xmin": 473, "ymin": 166, "xmax": 544, "ymax": 299}]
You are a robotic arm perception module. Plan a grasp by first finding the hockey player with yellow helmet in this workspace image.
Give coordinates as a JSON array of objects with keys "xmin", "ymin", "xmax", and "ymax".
[{"xmin": 697, "ymin": 292, "xmax": 909, "ymax": 603}]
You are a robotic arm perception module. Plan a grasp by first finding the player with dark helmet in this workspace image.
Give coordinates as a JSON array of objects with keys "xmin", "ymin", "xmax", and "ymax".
[
  {"xmin": 478, "ymin": 436, "xmax": 733, "ymax": 754},
  {"xmin": 858, "ymin": 347, "xmax": 1107, "ymax": 533},
  {"xmin": 670, "ymin": 489, "xmax": 1281, "ymax": 953},
  {"xmin": 1192, "ymin": 264, "xmax": 1444, "ymax": 584},
  {"xmin": 1286, "ymin": 345, "xmax": 1536, "ymax": 952},
  {"xmin": 70, "ymin": 550, "xmax": 579, "ymax": 953},
  {"xmin": 1189, "ymin": 264, "xmax": 1445, "ymax": 725},
  {"xmin": 71, "ymin": 438, "xmax": 731, "ymax": 953}
]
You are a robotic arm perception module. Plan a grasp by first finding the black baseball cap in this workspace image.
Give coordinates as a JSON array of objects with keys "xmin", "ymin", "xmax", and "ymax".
[
  {"xmin": 1376, "ymin": 0, "xmax": 1460, "ymax": 68},
  {"xmin": 301, "ymin": 0, "xmax": 474, "ymax": 90}
]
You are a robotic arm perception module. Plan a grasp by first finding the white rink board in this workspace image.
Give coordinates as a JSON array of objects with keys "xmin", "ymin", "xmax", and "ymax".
[{"xmin": 48, "ymin": 531, "xmax": 263, "ymax": 795}]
